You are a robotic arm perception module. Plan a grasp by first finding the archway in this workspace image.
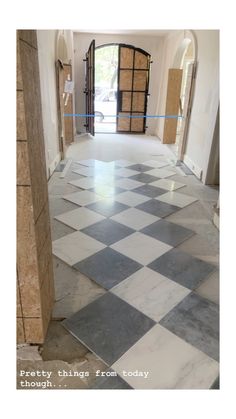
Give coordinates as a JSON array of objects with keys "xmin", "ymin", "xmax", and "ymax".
[
  {"xmin": 173, "ymin": 31, "xmax": 197, "ymax": 160},
  {"xmin": 88, "ymin": 42, "xmax": 151, "ymax": 135},
  {"xmin": 95, "ymin": 44, "xmax": 119, "ymax": 133}
]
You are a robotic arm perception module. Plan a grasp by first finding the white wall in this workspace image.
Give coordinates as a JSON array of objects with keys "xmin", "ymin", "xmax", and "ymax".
[
  {"xmin": 156, "ymin": 30, "xmax": 219, "ymax": 184},
  {"xmin": 73, "ymin": 32, "xmax": 165, "ymax": 135},
  {"xmin": 185, "ymin": 30, "xmax": 219, "ymax": 184},
  {"xmin": 37, "ymin": 30, "xmax": 74, "ymax": 178},
  {"xmin": 37, "ymin": 30, "xmax": 60, "ymax": 178}
]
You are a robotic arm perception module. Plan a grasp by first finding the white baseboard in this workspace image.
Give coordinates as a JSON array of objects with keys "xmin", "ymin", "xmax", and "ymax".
[
  {"xmin": 49, "ymin": 153, "xmax": 61, "ymax": 177},
  {"xmin": 183, "ymin": 154, "xmax": 203, "ymax": 180}
]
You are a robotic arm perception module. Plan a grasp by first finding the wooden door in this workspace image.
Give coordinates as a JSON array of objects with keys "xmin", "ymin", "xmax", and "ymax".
[
  {"xmin": 177, "ymin": 63, "xmax": 196, "ymax": 160},
  {"xmin": 117, "ymin": 45, "xmax": 151, "ymax": 133},
  {"xmin": 85, "ymin": 40, "xmax": 95, "ymax": 136},
  {"xmin": 163, "ymin": 68, "xmax": 183, "ymax": 144},
  {"xmin": 56, "ymin": 60, "xmax": 66, "ymax": 158},
  {"xmin": 63, "ymin": 64, "xmax": 74, "ymax": 145}
]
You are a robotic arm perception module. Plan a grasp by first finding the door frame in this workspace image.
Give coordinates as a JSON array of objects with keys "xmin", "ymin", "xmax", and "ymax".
[{"xmin": 94, "ymin": 43, "xmax": 151, "ymax": 134}]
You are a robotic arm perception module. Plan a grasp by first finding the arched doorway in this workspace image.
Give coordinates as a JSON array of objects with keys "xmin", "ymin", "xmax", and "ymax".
[
  {"xmin": 95, "ymin": 44, "xmax": 119, "ymax": 133},
  {"xmin": 173, "ymin": 31, "xmax": 197, "ymax": 160},
  {"xmin": 85, "ymin": 42, "xmax": 151, "ymax": 135},
  {"xmin": 163, "ymin": 31, "xmax": 197, "ymax": 161}
]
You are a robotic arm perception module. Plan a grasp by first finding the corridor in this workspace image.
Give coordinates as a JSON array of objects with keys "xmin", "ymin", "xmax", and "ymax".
[{"xmin": 46, "ymin": 133, "xmax": 219, "ymax": 389}]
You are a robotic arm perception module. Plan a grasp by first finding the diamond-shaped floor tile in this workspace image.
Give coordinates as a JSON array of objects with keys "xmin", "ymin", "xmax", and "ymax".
[
  {"xmin": 89, "ymin": 185, "xmax": 125, "ymax": 198},
  {"xmin": 142, "ymin": 159, "xmax": 169, "ymax": 168},
  {"xmin": 145, "ymin": 168, "xmax": 176, "ymax": 178},
  {"xmin": 86, "ymin": 199, "xmax": 129, "ymax": 217},
  {"xmin": 111, "ymin": 324, "xmax": 219, "ymax": 389},
  {"xmin": 69, "ymin": 177, "xmax": 103, "ymax": 190},
  {"xmin": 132, "ymin": 184, "xmax": 166, "ymax": 198},
  {"xmin": 129, "ymin": 173, "xmax": 160, "ymax": 184},
  {"xmin": 114, "ymin": 178, "xmax": 144, "ymax": 190},
  {"xmin": 115, "ymin": 159, "xmax": 134, "ymax": 167},
  {"xmin": 115, "ymin": 191, "xmax": 150, "ymax": 207},
  {"xmin": 92, "ymin": 369, "xmax": 133, "ymax": 389},
  {"xmin": 160, "ymin": 292, "xmax": 219, "ymax": 361},
  {"xmin": 115, "ymin": 167, "xmax": 139, "ymax": 177},
  {"xmin": 111, "ymin": 232, "xmax": 172, "ymax": 265},
  {"xmin": 111, "ymin": 208, "xmax": 159, "ymax": 230},
  {"xmin": 54, "ymin": 207, "xmax": 105, "ymax": 230},
  {"xmin": 81, "ymin": 219, "xmax": 135, "ymax": 245},
  {"xmin": 148, "ymin": 248, "xmax": 216, "ymax": 289},
  {"xmin": 150, "ymin": 178, "xmax": 186, "ymax": 191},
  {"xmin": 73, "ymin": 247, "xmax": 142, "ymax": 289},
  {"xmin": 111, "ymin": 267, "xmax": 190, "ymax": 322},
  {"xmin": 155, "ymin": 191, "xmax": 198, "ymax": 208},
  {"xmin": 63, "ymin": 190, "xmax": 102, "ymax": 206},
  {"xmin": 128, "ymin": 163, "xmax": 153, "ymax": 172},
  {"xmin": 141, "ymin": 219, "xmax": 195, "ymax": 246},
  {"xmin": 136, "ymin": 199, "xmax": 180, "ymax": 217},
  {"xmin": 72, "ymin": 166, "xmax": 95, "ymax": 176},
  {"xmin": 52, "ymin": 231, "xmax": 106, "ymax": 266},
  {"xmin": 62, "ymin": 293, "xmax": 155, "ymax": 365}
]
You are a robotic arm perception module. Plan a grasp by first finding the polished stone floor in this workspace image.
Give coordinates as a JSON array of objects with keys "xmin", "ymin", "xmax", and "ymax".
[{"xmin": 47, "ymin": 134, "xmax": 219, "ymax": 389}]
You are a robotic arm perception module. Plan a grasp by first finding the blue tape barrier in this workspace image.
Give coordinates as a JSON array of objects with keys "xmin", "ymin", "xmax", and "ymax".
[{"xmin": 64, "ymin": 113, "xmax": 184, "ymax": 119}]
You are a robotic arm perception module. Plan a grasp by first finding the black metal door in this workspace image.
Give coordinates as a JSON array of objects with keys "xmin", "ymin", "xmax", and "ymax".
[
  {"xmin": 117, "ymin": 45, "xmax": 151, "ymax": 133},
  {"xmin": 84, "ymin": 40, "xmax": 95, "ymax": 136}
]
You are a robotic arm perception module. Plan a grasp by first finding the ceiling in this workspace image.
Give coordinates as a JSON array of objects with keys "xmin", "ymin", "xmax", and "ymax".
[{"xmin": 73, "ymin": 29, "xmax": 173, "ymax": 36}]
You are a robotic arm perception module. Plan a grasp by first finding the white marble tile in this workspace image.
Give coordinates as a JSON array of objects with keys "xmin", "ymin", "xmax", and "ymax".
[
  {"xmin": 149, "ymin": 178, "xmax": 186, "ymax": 191},
  {"xmin": 75, "ymin": 159, "xmax": 99, "ymax": 167},
  {"xmin": 145, "ymin": 168, "xmax": 176, "ymax": 178},
  {"xmin": 92, "ymin": 185, "xmax": 122, "ymax": 198},
  {"xmin": 143, "ymin": 159, "xmax": 169, "ymax": 168},
  {"xmin": 69, "ymin": 177, "xmax": 102, "ymax": 189},
  {"xmin": 115, "ymin": 167, "xmax": 139, "ymax": 177},
  {"xmin": 112, "ymin": 324, "xmax": 219, "ymax": 389},
  {"xmin": 156, "ymin": 191, "xmax": 198, "ymax": 208},
  {"xmin": 54, "ymin": 207, "xmax": 105, "ymax": 230},
  {"xmin": 114, "ymin": 178, "xmax": 144, "ymax": 190},
  {"xmin": 111, "ymin": 232, "xmax": 172, "ymax": 265},
  {"xmin": 72, "ymin": 166, "xmax": 95, "ymax": 177},
  {"xmin": 115, "ymin": 159, "xmax": 135, "ymax": 167},
  {"xmin": 63, "ymin": 191, "xmax": 102, "ymax": 206},
  {"xmin": 111, "ymin": 208, "xmax": 159, "ymax": 230},
  {"xmin": 111, "ymin": 267, "xmax": 190, "ymax": 322},
  {"xmin": 52, "ymin": 231, "xmax": 106, "ymax": 266},
  {"xmin": 114, "ymin": 191, "xmax": 150, "ymax": 207}
]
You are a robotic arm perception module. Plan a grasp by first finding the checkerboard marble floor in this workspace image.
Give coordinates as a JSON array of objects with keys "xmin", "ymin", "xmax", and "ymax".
[{"xmin": 51, "ymin": 156, "xmax": 219, "ymax": 389}]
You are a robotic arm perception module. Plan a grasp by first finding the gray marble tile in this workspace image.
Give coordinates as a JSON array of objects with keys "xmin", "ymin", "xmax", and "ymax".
[
  {"xmin": 160, "ymin": 293, "xmax": 219, "ymax": 361},
  {"xmin": 132, "ymin": 184, "xmax": 167, "ymax": 198},
  {"xmin": 62, "ymin": 293, "xmax": 155, "ymax": 365},
  {"xmin": 92, "ymin": 369, "xmax": 133, "ymax": 389},
  {"xmin": 136, "ymin": 199, "xmax": 180, "ymax": 218},
  {"xmin": 141, "ymin": 219, "xmax": 195, "ymax": 246},
  {"xmin": 128, "ymin": 164, "xmax": 153, "ymax": 172},
  {"xmin": 49, "ymin": 197, "xmax": 79, "ymax": 218},
  {"xmin": 81, "ymin": 219, "xmax": 135, "ymax": 245},
  {"xmin": 195, "ymin": 270, "xmax": 219, "ymax": 304},
  {"xmin": 73, "ymin": 248, "xmax": 142, "ymax": 290},
  {"xmin": 50, "ymin": 219, "xmax": 76, "ymax": 241},
  {"xmin": 129, "ymin": 173, "xmax": 160, "ymax": 184},
  {"xmin": 148, "ymin": 248, "xmax": 216, "ymax": 290},
  {"xmin": 86, "ymin": 199, "xmax": 129, "ymax": 217},
  {"xmin": 210, "ymin": 376, "xmax": 220, "ymax": 389}
]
